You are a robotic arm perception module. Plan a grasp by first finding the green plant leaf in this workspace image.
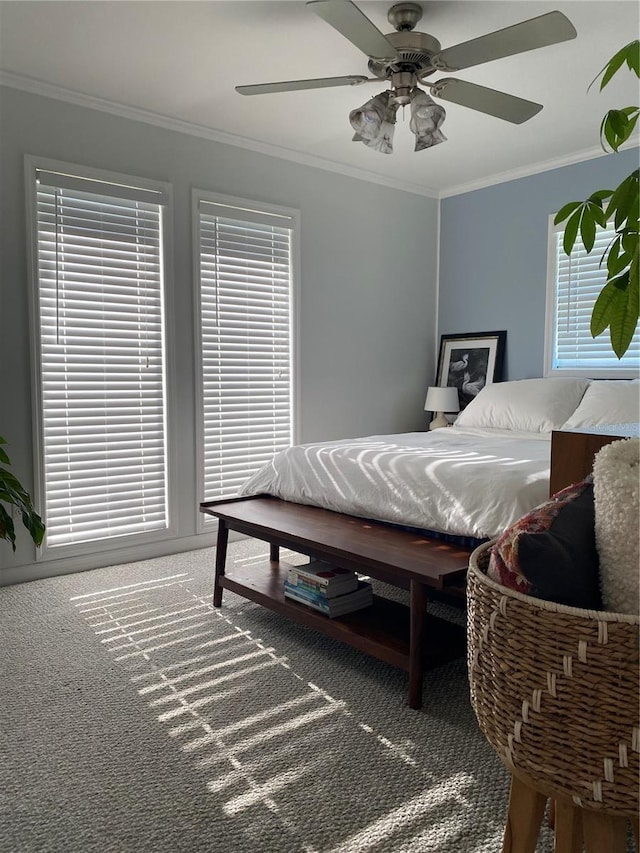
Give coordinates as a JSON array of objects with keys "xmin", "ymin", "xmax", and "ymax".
[
  {"xmin": 589, "ymin": 201, "xmax": 607, "ymax": 229},
  {"xmin": 591, "ymin": 282, "xmax": 619, "ymax": 337},
  {"xmin": 601, "ymin": 113, "xmax": 619, "ymax": 151},
  {"xmin": 580, "ymin": 208, "xmax": 597, "ymax": 253},
  {"xmin": 23, "ymin": 510, "xmax": 45, "ymax": 546},
  {"xmin": 600, "ymin": 108, "xmax": 639, "ymax": 152},
  {"xmin": 605, "ymin": 236, "xmax": 628, "ymax": 277},
  {"xmin": 611, "ymin": 270, "xmax": 631, "ymax": 291},
  {"xmin": 630, "ymin": 251, "xmax": 639, "ymax": 299},
  {"xmin": 597, "ymin": 41, "xmax": 640, "ymax": 89},
  {"xmin": 0, "ymin": 504, "xmax": 16, "ymax": 550},
  {"xmin": 625, "ymin": 40, "xmax": 640, "ymax": 76},
  {"xmin": 554, "ymin": 201, "xmax": 582, "ymax": 225},
  {"xmin": 608, "ymin": 110, "xmax": 629, "ymax": 137},
  {"xmin": 591, "ymin": 43, "xmax": 631, "ymax": 91},
  {"xmin": 604, "ymin": 171, "xmax": 638, "ymax": 225},
  {"xmin": 0, "ymin": 447, "xmax": 9, "ymax": 465},
  {"xmin": 588, "ymin": 189, "xmax": 613, "ymax": 203},
  {"xmin": 563, "ymin": 208, "xmax": 582, "ymax": 255},
  {"xmin": 622, "ymin": 231, "xmax": 639, "ymax": 259},
  {"xmin": 624, "ymin": 111, "xmax": 640, "ymax": 142},
  {"xmin": 0, "ymin": 462, "xmax": 45, "ymax": 549},
  {"xmin": 609, "ymin": 251, "xmax": 632, "ymax": 279},
  {"xmin": 565, "ymin": 42, "xmax": 639, "ymax": 360},
  {"xmin": 609, "ymin": 270, "xmax": 639, "ymax": 358}
]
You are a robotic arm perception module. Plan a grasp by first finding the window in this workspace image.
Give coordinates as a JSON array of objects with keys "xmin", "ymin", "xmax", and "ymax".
[
  {"xmin": 545, "ymin": 217, "xmax": 640, "ymax": 377},
  {"xmin": 195, "ymin": 192, "xmax": 296, "ymax": 511},
  {"xmin": 27, "ymin": 158, "xmax": 171, "ymax": 554}
]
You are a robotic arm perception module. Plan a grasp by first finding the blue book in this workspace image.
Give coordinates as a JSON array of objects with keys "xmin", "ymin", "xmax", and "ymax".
[
  {"xmin": 284, "ymin": 580, "xmax": 373, "ymax": 617},
  {"xmin": 283, "ymin": 581, "xmax": 331, "ymax": 609}
]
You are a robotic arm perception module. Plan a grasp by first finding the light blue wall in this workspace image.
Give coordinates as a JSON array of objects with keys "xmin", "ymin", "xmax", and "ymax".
[
  {"xmin": 0, "ymin": 86, "xmax": 438, "ymax": 578},
  {"xmin": 438, "ymin": 147, "xmax": 639, "ymax": 379}
]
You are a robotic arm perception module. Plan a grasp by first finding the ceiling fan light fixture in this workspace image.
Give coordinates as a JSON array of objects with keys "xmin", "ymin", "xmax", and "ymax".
[
  {"xmin": 349, "ymin": 91, "xmax": 399, "ymax": 153},
  {"xmin": 409, "ymin": 88, "xmax": 446, "ymax": 150},
  {"xmin": 238, "ymin": 2, "xmax": 577, "ymax": 152}
]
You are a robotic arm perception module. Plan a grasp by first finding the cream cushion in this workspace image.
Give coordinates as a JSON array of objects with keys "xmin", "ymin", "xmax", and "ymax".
[{"xmin": 592, "ymin": 438, "xmax": 640, "ymax": 615}]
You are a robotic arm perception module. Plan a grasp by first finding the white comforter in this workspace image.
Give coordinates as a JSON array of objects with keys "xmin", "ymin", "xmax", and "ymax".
[{"xmin": 239, "ymin": 427, "xmax": 552, "ymax": 540}]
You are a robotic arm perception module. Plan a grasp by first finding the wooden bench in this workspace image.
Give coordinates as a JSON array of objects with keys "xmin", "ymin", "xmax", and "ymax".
[{"xmin": 200, "ymin": 495, "xmax": 472, "ymax": 709}]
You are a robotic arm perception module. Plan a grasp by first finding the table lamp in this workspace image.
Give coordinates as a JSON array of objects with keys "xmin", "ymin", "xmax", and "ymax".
[{"xmin": 424, "ymin": 386, "xmax": 460, "ymax": 430}]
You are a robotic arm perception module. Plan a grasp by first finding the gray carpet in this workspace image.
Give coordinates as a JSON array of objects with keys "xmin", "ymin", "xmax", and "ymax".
[{"xmin": 1, "ymin": 540, "xmax": 556, "ymax": 853}]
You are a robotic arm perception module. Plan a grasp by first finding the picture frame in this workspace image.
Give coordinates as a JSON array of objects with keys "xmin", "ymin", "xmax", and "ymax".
[{"xmin": 435, "ymin": 331, "xmax": 507, "ymax": 411}]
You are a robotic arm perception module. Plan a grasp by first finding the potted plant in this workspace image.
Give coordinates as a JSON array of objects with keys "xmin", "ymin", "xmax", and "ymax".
[
  {"xmin": 0, "ymin": 435, "xmax": 45, "ymax": 550},
  {"xmin": 554, "ymin": 40, "xmax": 639, "ymax": 358}
]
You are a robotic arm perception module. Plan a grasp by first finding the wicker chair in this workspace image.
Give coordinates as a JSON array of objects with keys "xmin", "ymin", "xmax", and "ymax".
[{"xmin": 467, "ymin": 541, "xmax": 639, "ymax": 853}]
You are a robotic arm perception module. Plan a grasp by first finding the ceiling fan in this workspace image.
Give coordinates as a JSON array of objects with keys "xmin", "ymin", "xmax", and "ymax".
[{"xmin": 236, "ymin": 0, "xmax": 577, "ymax": 152}]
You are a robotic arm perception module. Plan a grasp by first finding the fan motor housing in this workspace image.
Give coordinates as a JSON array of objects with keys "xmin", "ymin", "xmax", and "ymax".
[{"xmin": 368, "ymin": 31, "xmax": 441, "ymax": 78}]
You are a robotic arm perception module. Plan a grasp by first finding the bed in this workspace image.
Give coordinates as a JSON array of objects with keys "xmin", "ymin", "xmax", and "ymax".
[
  {"xmin": 238, "ymin": 427, "xmax": 551, "ymax": 545},
  {"xmin": 239, "ymin": 377, "xmax": 639, "ymax": 541},
  {"xmin": 201, "ymin": 377, "xmax": 639, "ymax": 708}
]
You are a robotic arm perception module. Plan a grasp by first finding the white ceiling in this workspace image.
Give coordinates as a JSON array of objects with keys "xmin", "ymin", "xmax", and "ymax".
[{"xmin": 0, "ymin": 1, "xmax": 638, "ymax": 196}]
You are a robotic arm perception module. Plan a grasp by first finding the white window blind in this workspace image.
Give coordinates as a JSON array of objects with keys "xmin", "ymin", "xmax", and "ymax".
[
  {"xmin": 548, "ymin": 220, "xmax": 640, "ymax": 375},
  {"xmin": 197, "ymin": 197, "xmax": 294, "ymax": 503},
  {"xmin": 34, "ymin": 168, "xmax": 169, "ymax": 548}
]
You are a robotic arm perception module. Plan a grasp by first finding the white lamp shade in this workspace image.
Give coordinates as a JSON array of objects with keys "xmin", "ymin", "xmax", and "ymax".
[{"xmin": 424, "ymin": 386, "xmax": 460, "ymax": 413}]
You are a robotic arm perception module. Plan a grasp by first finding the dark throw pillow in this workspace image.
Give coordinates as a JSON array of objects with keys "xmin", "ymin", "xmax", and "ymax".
[{"xmin": 488, "ymin": 480, "xmax": 602, "ymax": 610}]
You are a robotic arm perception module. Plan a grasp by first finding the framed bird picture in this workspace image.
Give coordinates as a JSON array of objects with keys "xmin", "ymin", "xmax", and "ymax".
[{"xmin": 435, "ymin": 331, "xmax": 507, "ymax": 411}]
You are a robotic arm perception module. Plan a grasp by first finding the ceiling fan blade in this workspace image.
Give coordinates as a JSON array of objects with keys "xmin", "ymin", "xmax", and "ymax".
[
  {"xmin": 430, "ymin": 78, "xmax": 542, "ymax": 124},
  {"xmin": 307, "ymin": 0, "xmax": 398, "ymax": 60},
  {"xmin": 236, "ymin": 75, "xmax": 370, "ymax": 95},
  {"xmin": 433, "ymin": 11, "xmax": 577, "ymax": 72}
]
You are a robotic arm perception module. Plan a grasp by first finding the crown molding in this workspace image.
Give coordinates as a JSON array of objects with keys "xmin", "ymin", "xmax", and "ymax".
[
  {"xmin": 438, "ymin": 139, "xmax": 640, "ymax": 199},
  {"xmin": 0, "ymin": 71, "xmax": 440, "ymax": 199},
  {"xmin": 3, "ymin": 71, "xmax": 636, "ymax": 202}
]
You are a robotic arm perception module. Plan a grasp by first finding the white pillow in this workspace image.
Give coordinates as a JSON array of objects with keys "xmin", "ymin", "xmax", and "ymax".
[
  {"xmin": 454, "ymin": 378, "xmax": 590, "ymax": 433},
  {"xmin": 561, "ymin": 379, "xmax": 640, "ymax": 429}
]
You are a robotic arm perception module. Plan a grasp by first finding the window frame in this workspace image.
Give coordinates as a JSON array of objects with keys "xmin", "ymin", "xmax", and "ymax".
[
  {"xmin": 25, "ymin": 154, "xmax": 178, "ymax": 561},
  {"xmin": 544, "ymin": 213, "xmax": 639, "ymax": 379},
  {"xmin": 192, "ymin": 189, "xmax": 300, "ymax": 533}
]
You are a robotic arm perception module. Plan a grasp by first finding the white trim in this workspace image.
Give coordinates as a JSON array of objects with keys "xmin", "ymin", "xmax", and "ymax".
[
  {"xmin": 5, "ymin": 73, "xmax": 638, "ymax": 201},
  {"xmin": 1, "ymin": 72, "xmax": 438, "ymax": 199},
  {"xmin": 26, "ymin": 153, "xmax": 172, "ymax": 199},
  {"xmin": 24, "ymin": 154, "xmax": 177, "ymax": 560},
  {"xmin": 160, "ymin": 186, "xmax": 179, "ymax": 542},
  {"xmin": 192, "ymin": 189, "xmax": 206, "ymax": 535},
  {"xmin": 433, "ymin": 200, "xmax": 441, "ymax": 371},
  {"xmin": 192, "ymin": 188, "xmax": 300, "ymax": 533},
  {"xmin": 543, "ymin": 213, "xmax": 556, "ymax": 379},
  {"xmin": 544, "ymin": 212, "xmax": 639, "ymax": 379},
  {"xmin": 291, "ymin": 209, "xmax": 302, "ymax": 447},
  {"xmin": 440, "ymin": 139, "xmax": 640, "ymax": 199},
  {"xmin": 24, "ymin": 156, "xmax": 45, "ymax": 532},
  {"xmin": 0, "ymin": 527, "xmax": 248, "ymax": 588},
  {"xmin": 35, "ymin": 168, "xmax": 167, "ymax": 204}
]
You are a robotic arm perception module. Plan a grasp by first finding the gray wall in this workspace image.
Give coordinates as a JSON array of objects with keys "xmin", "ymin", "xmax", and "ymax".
[
  {"xmin": 438, "ymin": 147, "xmax": 639, "ymax": 379},
  {"xmin": 0, "ymin": 86, "xmax": 439, "ymax": 579}
]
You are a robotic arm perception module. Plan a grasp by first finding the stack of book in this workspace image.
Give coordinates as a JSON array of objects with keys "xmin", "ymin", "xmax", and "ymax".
[{"xmin": 284, "ymin": 562, "xmax": 373, "ymax": 618}]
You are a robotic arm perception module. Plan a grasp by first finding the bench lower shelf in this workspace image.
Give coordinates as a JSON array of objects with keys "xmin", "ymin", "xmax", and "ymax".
[
  {"xmin": 221, "ymin": 560, "xmax": 466, "ymax": 676},
  {"xmin": 202, "ymin": 495, "xmax": 472, "ymax": 709}
]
